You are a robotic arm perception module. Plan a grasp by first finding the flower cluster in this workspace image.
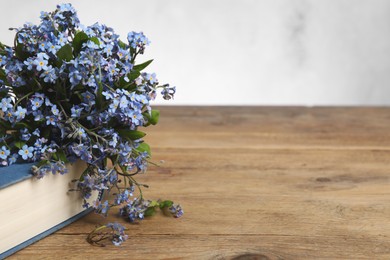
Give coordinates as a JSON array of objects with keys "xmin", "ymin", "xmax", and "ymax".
[
  {"xmin": 0, "ymin": 3, "xmax": 182, "ymax": 245},
  {"xmin": 87, "ymin": 222, "xmax": 128, "ymax": 246}
]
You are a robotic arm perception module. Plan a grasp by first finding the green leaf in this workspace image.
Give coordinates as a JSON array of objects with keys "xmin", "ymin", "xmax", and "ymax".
[
  {"xmin": 117, "ymin": 75, "xmax": 130, "ymax": 89},
  {"xmin": 35, "ymin": 159, "xmax": 49, "ymax": 168},
  {"xmin": 55, "ymin": 149, "xmax": 69, "ymax": 163},
  {"xmin": 90, "ymin": 37, "xmax": 101, "ymax": 46},
  {"xmin": 116, "ymin": 71, "xmax": 140, "ymax": 90},
  {"xmin": 144, "ymin": 207, "xmax": 156, "ymax": 217},
  {"xmin": 143, "ymin": 110, "xmax": 160, "ymax": 127},
  {"xmin": 0, "ymin": 119, "xmax": 10, "ymax": 129},
  {"xmin": 96, "ymin": 82, "xmax": 103, "ymax": 109},
  {"xmin": 54, "ymin": 80, "xmax": 66, "ymax": 100},
  {"xmin": 133, "ymin": 59, "xmax": 153, "ymax": 72},
  {"xmin": 159, "ymin": 200, "xmax": 174, "ymax": 209},
  {"xmin": 14, "ymin": 140, "xmax": 26, "ymax": 149},
  {"xmin": 149, "ymin": 110, "xmax": 160, "ymax": 125},
  {"xmin": 118, "ymin": 40, "xmax": 127, "ymax": 49},
  {"xmin": 56, "ymin": 44, "xmax": 73, "ymax": 65},
  {"xmin": 117, "ymin": 129, "xmax": 146, "ymax": 141},
  {"xmin": 128, "ymin": 70, "xmax": 140, "ymax": 82},
  {"xmin": 149, "ymin": 200, "xmax": 159, "ymax": 207},
  {"xmin": 42, "ymin": 128, "xmax": 51, "ymax": 139},
  {"xmin": 136, "ymin": 142, "xmax": 151, "ymax": 156},
  {"xmin": 14, "ymin": 122, "xmax": 33, "ymax": 130},
  {"xmin": 0, "ymin": 68, "xmax": 7, "ymax": 82},
  {"xmin": 15, "ymin": 43, "xmax": 29, "ymax": 60},
  {"xmin": 72, "ymin": 31, "xmax": 89, "ymax": 55}
]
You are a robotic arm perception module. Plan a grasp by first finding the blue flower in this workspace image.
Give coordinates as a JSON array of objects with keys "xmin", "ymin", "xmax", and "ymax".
[
  {"xmin": 103, "ymin": 44, "xmax": 114, "ymax": 56},
  {"xmin": 105, "ymin": 222, "xmax": 128, "ymax": 246},
  {"xmin": 30, "ymin": 97, "xmax": 43, "ymax": 111},
  {"xmin": 46, "ymin": 115, "xmax": 58, "ymax": 126},
  {"xmin": 20, "ymin": 128, "xmax": 31, "ymax": 141},
  {"xmin": 32, "ymin": 128, "xmax": 40, "ymax": 136},
  {"xmin": 119, "ymin": 96, "xmax": 128, "ymax": 109},
  {"xmin": 8, "ymin": 153, "xmax": 18, "ymax": 165},
  {"xmin": 71, "ymin": 105, "xmax": 83, "ymax": 118},
  {"xmin": 0, "ymin": 97, "xmax": 13, "ymax": 112},
  {"xmin": 76, "ymin": 127, "xmax": 87, "ymax": 139},
  {"xmin": 46, "ymin": 42, "xmax": 59, "ymax": 55},
  {"xmin": 38, "ymin": 41, "xmax": 47, "ymax": 52},
  {"xmin": 54, "ymin": 3, "xmax": 80, "ymax": 28},
  {"xmin": 109, "ymin": 132, "xmax": 119, "ymax": 147},
  {"xmin": 0, "ymin": 146, "xmax": 10, "ymax": 160},
  {"xmin": 51, "ymin": 105, "xmax": 60, "ymax": 116},
  {"xmin": 161, "ymin": 85, "xmax": 176, "ymax": 100},
  {"xmin": 102, "ymin": 91, "xmax": 114, "ymax": 100},
  {"xmin": 14, "ymin": 106, "xmax": 27, "ymax": 121},
  {"xmin": 82, "ymin": 91, "xmax": 95, "ymax": 107},
  {"xmin": 33, "ymin": 53, "xmax": 49, "ymax": 71},
  {"xmin": 33, "ymin": 110, "xmax": 44, "ymax": 121},
  {"xmin": 117, "ymin": 49, "xmax": 129, "ymax": 61},
  {"xmin": 129, "ymin": 111, "xmax": 143, "ymax": 126},
  {"xmin": 119, "ymin": 142, "xmax": 132, "ymax": 157},
  {"xmin": 45, "ymin": 97, "xmax": 53, "ymax": 106},
  {"xmin": 169, "ymin": 204, "xmax": 184, "ymax": 218},
  {"xmin": 142, "ymin": 73, "xmax": 157, "ymax": 85},
  {"xmin": 106, "ymin": 61, "xmax": 119, "ymax": 81},
  {"xmin": 40, "ymin": 65, "xmax": 58, "ymax": 83},
  {"xmin": 0, "ymin": 55, "xmax": 7, "ymax": 66},
  {"xmin": 18, "ymin": 145, "xmax": 34, "ymax": 160},
  {"xmin": 71, "ymin": 143, "xmax": 93, "ymax": 162},
  {"xmin": 40, "ymin": 11, "xmax": 50, "ymax": 20},
  {"xmin": 127, "ymin": 31, "xmax": 150, "ymax": 52},
  {"xmin": 24, "ymin": 58, "xmax": 34, "ymax": 70},
  {"xmin": 55, "ymin": 33, "xmax": 67, "ymax": 47},
  {"xmin": 86, "ymin": 76, "xmax": 96, "ymax": 88},
  {"xmin": 69, "ymin": 69, "xmax": 82, "ymax": 86},
  {"xmin": 86, "ymin": 40, "xmax": 100, "ymax": 50}
]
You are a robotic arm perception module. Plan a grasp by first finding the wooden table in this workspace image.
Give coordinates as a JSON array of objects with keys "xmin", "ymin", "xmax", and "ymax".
[{"xmin": 9, "ymin": 107, "xmax": 390, "ymax": 259}]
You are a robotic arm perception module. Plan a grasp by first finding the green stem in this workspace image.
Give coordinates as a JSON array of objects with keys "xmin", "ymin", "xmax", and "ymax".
[
  {"xmin": 14, "ymin": 91, "xmax": 34, "ymax": 108},
  {"xmin": 77, "ymin": 122, "xmax": 108, "ymax": 144},
  {"xmin": 128, "ymin": 175, "xmax": 144, "ymax": 199}
]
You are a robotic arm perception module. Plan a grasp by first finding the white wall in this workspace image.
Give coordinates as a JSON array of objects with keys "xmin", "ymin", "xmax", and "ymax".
[{"xmin": 1, "ymin": 0, "xmax": 390, "ymax": 106}]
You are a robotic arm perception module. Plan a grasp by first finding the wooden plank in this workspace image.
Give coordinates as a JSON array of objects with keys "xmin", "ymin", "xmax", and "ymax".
[
  {"xmin": 8, "ymin": 107, "xmax": 390, "ymax": 259},
  {"xmin": 144, "ymin": 106, "xmax": 390, "ymax": 148}
]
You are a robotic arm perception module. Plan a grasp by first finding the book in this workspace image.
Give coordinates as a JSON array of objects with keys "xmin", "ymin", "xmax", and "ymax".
[{"xmin": 0, "ymin": 161, "xmax": 98, "ymax": 259}]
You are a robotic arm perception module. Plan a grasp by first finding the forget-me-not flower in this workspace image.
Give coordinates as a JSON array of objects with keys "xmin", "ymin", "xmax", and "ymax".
[
  {"xmin": 18, "ymin": 145, "xmax": 34, "ymax": 160},
  {"xmin": 0, "ymin": 146, "xmax": 10, "ymax": 160}
]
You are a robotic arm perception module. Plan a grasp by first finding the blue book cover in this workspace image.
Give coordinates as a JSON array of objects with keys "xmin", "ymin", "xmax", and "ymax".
[
  {"xmin": 0, "ymin": 162, "xmax": 97, "ymax": 259},
  {"xmin": 0, "ymin": 163, "xmax": 35, "ymax": 189}
]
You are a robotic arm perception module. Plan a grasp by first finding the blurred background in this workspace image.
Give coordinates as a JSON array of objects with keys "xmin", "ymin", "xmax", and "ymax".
[{"xmin": 1, "ymin": 0, "xmax": 390, "ymax": 106}]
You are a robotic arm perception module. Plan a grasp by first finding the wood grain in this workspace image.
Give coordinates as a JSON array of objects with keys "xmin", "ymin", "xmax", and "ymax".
[{"xmin": 8, "ymin": 107, "xmax": 390, "ymax": 259}]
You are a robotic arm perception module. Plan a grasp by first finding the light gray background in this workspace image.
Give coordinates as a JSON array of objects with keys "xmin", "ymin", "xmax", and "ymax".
[{"xmin": 1, "ymin": 0, "xmax": 390, "ymax": 105}]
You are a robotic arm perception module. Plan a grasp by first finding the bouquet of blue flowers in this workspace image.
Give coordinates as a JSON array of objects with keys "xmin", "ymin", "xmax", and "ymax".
[{"xmin": 0, "ymin": 3, "xmax": 182, "ymax": 246}]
